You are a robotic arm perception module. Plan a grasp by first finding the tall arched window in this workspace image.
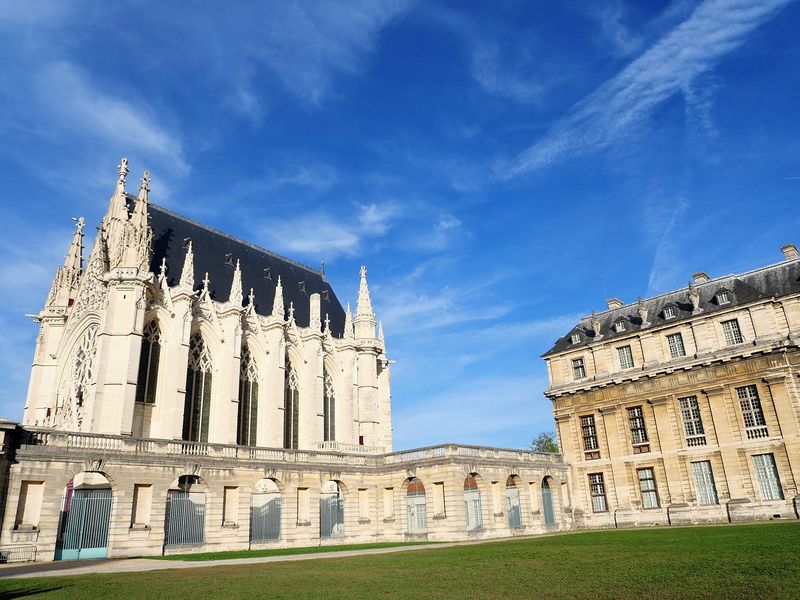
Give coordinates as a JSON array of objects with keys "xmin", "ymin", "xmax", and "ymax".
[
  {"xmin": 323, "ymin": 366, "xmax": 335, "ymax": 442},
  {"xmin": 136, "ymin": 320, "xmax": 161, "ymax": 404},
  {"xmin": 183, "ymin": 333, "xmax": 212, "ymax": 442},
  {"xmin": 283, "ymin": 358, "xmax": 299, "ymax": 449},
  {"xmin": 238, "ymin": 346, "xmax": 258, "ymax": 446}
]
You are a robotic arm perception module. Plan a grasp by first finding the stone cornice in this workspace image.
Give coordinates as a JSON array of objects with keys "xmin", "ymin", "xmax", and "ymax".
[{"xmin": 545, "ymin": 337, "xmax": 796, "ymax": 398}]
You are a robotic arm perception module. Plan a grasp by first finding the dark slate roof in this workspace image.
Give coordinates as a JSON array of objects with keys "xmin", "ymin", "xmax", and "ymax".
[
  {"xmin": 144, "ymin": 201, "xmax": 346, "ymax": 337},
  {"xmin": 543, "ymin": 257, "xmax": 800, "ymax": 357}
]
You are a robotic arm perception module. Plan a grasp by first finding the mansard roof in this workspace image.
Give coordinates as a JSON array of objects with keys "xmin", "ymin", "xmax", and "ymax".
[
  {"xmin": 147, "ymin": 202, "xmax": 347, "ymax": 337},
  {"xmin": 543, "ymin": 256, "xmax": 800, "ymax": 357}
]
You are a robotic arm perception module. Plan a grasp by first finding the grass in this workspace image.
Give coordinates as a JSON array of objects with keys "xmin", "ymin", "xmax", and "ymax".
[
  {"xmin": 0, "ymin": 522, "xmax": 798, "ymax": 599},
  {"xmin": 153, "ymin": 540, "xmax": 437, "ymax": 561}
]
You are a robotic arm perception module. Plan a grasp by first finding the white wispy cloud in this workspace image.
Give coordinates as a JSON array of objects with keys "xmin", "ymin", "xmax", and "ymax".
[
  {"xmin": 470, "ymin": 42, "xmax": 544, "ymax": 104},
  {"xmin": 590, "ymin": 0, "xmax": 643, "ymax": 57},
  {"xmin": 501, "ymin": 0, "xmax": 793, "ymax": 178},
  {"xmin": 37, "ymin": 62, "xmax": 188, "ymax": 174},
  {"xmin": 257, "ymin": 203, "xmax": 399, "ymax": 259},
  {"xmin": 168, "ymin": 0, "xmax": 413, "ymax": 114}
]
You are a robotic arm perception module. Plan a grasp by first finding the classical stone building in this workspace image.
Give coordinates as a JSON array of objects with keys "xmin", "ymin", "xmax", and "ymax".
[
  {"xmin": 544, "ymin": 249, "xmax": 800, "ymax": 528},
  {"xmin": 0, "ymin": 159, "xmax": 568, "ymax": 562}
]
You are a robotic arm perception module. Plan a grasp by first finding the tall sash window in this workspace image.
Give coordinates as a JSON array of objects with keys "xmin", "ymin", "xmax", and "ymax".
[
  {"xmin": 283, "ymin": 359, "xmax": 299, "ymax": 449},
  {"xmin": 237, "ymin": 346, "xmax": 259, "ymax": 446},
  {"xmin": 183, "ymin": 333, "xmax": 213, "ymax": 442},
  {"xmin": 323, "ymin": 367, "xmax": 335, "ymax": 442},
  {"xmin": 135, "ymin": 320, "xmax": 161, "ymax": 404}
]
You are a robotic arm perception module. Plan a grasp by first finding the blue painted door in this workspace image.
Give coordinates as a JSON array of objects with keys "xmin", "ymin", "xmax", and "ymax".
[
  {"xmin": 542, "ymin": 480, "xmax": 555, "ymax": 526},
  {"xmin": 55, "ymin": 489, "xmax": 112, "ymax": 560}
]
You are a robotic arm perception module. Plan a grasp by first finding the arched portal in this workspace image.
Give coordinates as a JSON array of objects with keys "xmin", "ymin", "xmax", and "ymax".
[
  {"xmin": 406, "ymin": 478, "xmax": 427, "ymax": 534},
  {"xmin": 320, "ymin": 480, "xmax": 345, "ymax": 538},
  {"xmin": 55, "ymin": 472, "xmax": 112, "ymax": 560},
  {"xmin": 542, "ymin": 477, "xmax": 556, "ymax": 526},
  {"xmin": 165, "ymin": 475, "xmax": 207, "ymax": 547},
  {"xmin": 464, "ymin": 475, "xmax": 483, "ymax": 531},
  {"xmin": 251, "ymin": 478, "xmax": 281, "ymax": 542},
  {"xmin": 505, "ymin": 475, "xmax": 522, "ymax": 529}
]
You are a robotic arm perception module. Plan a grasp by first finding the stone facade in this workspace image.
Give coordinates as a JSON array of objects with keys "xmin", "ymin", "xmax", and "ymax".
[
  {"xmin": 0, "ymin": 159, "xmax": 569, "ymax": 561},
  {"xmin": 544, "ymin": 249, "xmax": 800, "ymax": 528},
  {"xmin": 0, "ymin": 429, "xmax": 568, "ymax": 559}
]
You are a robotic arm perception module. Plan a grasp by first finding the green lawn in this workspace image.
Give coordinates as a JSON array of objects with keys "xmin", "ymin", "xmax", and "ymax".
[
  {"xmin": 1, "ymin": 522, "xmax": 798, "ymax": 599},
  {"xmin": 154, "ymin": 540, "xmax": 437, "ymax": 561}
]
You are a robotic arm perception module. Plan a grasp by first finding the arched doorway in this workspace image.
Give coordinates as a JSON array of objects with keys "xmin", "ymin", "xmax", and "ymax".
[
  {"xmin": 55, "ymin": 472, "xmax": 113, "ymax": 560},
  {"xmin": 464, "ymin": 475, "xmax": 483, "ymax": 531},
  {"xmin": 320, "ymin": 480, "xmax": 345, "ymax": 538},
  {"xmin": 406, "ymin": 478, "xmax": 427, "ymax": 534},
  {"xmin": 505, "ymin": 475, "xmax": 522, "ymax": 529},
  {"xmin": 251, "ymin": 478, "xmax": 281, "ymax": 542},
  {"xmin": 542, "ymin": 477, "xmax": 556, "ymax": 526},
  {"xmin": 165, "ymin": 475, "xmax": 207, "ymax": 547}
]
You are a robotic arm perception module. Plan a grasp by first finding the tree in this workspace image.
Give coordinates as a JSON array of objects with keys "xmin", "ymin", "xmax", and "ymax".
[{"xmin": 531, "ymin": 431, "xmax": 559, "ymax": 453}]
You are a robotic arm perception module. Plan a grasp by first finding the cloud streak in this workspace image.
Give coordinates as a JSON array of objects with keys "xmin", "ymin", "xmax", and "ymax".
[{"xmin": 501, "ymin": 0, "xmax": 793, "ymax": 178}]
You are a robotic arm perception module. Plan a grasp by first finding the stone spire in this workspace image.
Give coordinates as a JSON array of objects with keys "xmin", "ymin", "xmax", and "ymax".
[
  {"xmin": 272, "ymin": 275, "xmax": 284, "ymax": 318},
  {"xmin": 229, "ymin": 259, "xmax": 243, "ymax": 306},
  {"xmin": 180, "ymin": 241, "xmax": 195, "ymax": 290},
  {"xmin": 46, "ymin": 217, "xmax": 85, "ymax": 308},
  {"xmin": 378, "ymin": 321, "xmax": 384, "ymax": 343},
  {"xmin": 344, "ymin": 302, "xmax": 354, "ymax": 339},
  {"xmin": 65, "ymin": 217, "xmax": 85, "ymax": 273},
  {"xmin": 137, "ymin": 170, "xmax": 149, "ymax": 202},
  {"xmin": 323, "ymin": 313, "xmax": 331, "ymax": 335},
  {"xmin": 355, "ymin": 265, "xmax": 376, "ymax": 338},
  {"xmin": 123, "ymin": 170, "xmax": 152, "ymax": 271},
  {"xmin": 356, "ymin": 265, "xmax": 373, "ymax": 318},
  {"xmin": 104, "ymin": 158, "xmax": 131, "ymax": 268}
]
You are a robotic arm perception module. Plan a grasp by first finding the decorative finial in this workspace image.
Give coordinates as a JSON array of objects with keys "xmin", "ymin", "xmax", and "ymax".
[
  {"xmin": 288, "ymin": 300, "xmax": 295, "ymax": 321},
  {"xmin": 360, "ymin": 265, "xmax": 367, "ymax": 279},
  {"xmin": 229, "ymin": 259, "xmax": 243, "ymax": 305},
  {"xmin": 159, "ymin": 257, "xmax": 167, "ymax": 279},
  {"xmin": 321, "ymin": 258, "xmax": 325, "ymax": 276},
  {"xmin": 138, "ymin": 170, "xmax": 150, "ymax": 200},
  {"xmin": 180, "ymin": 241, "xmax": 194, "ymax": 289},
  {"xmin": 117, "ymin": 157, "xmax": 129, "ymax": 186},
  {"xmin": 74, "ymin": 216, "xmax": 85, "ymax": 234},
  {"xmin": 344, "ymin": 302, "xmax": 354, "ymax": 339},
  {"xmin": 202, "ymin": 271, "xmax": 210, "ymax": 292},
  {"xmin": 248, "ymin": 288, "xmax": 255, "ymax": 306},
  {"xmin": 272, "ymin": 275, "xmax": 284, "ymax": 318},
  {"xmin": 324, "ymin": 313, "xmax": 330, "ymax": 333}
]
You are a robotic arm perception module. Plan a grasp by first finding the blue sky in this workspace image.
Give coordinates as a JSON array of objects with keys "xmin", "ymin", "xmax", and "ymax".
[{"xmin": 1, "ymin": 0, "xmax": 799, "ymax": 450}]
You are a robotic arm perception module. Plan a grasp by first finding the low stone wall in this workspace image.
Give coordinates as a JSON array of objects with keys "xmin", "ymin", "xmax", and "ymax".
[{"xmin": 0, "ymin": 428, "xmax": 571, "ymax": 561}]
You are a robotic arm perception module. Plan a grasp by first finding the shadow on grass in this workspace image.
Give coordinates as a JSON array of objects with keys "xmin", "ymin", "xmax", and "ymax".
[{"xmin": 0, "ymin": 587, "xmax": 64, "ymax": 600}]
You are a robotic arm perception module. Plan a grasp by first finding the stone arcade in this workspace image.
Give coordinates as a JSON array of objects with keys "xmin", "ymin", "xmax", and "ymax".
[{"xmin": 0, "ymin": 160, "xmax": 568, "ymax": 561}]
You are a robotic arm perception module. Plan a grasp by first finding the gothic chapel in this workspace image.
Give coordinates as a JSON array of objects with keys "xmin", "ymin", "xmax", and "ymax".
[{"xmin": 25, "ymin": 158, "xmax": 392, "ymax": 452}]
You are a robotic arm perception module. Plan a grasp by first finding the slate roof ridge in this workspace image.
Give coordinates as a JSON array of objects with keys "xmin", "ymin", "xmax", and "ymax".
[
  {"xmin": 577, "ymin": 256, "xmax": 800, "ymax": 322},
  {"xmin": 142, "ymin": 199, "xmax": 326, "ymax": 278}
]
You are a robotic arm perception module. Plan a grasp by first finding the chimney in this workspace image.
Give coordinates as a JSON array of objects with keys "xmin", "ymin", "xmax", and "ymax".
[
  {"xmin": 692, "ymin": 272, "xmax": 711, "ymax": 284},
  {"xmin": 781, "ymin": 244, "xmax": 799, "ymax": 261},
  {"xmin": 606, "ymin": 298, "xmax": 624, "ymax": 310}
]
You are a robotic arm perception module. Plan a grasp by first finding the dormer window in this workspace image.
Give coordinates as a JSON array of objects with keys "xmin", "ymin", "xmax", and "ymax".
[
  {"xmin": 570, "ymin": 333, "xmax": 581, "ymax": 344},
  {"xmin": 716, "ymin": 291, "xmax": 730, "ymax": 305},
  {"xmin": 614, "ymin": 320, "xmax": 626, "ymax": 333},
  {"xmin": 663, "ymin": 306, "xmax": 676, "ymax": 320}
]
